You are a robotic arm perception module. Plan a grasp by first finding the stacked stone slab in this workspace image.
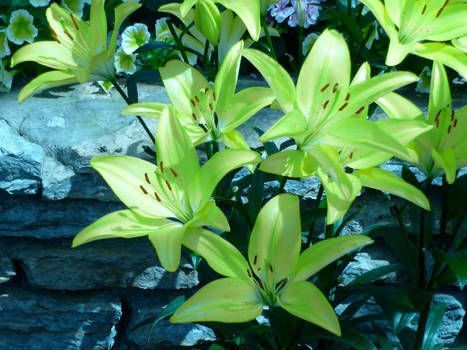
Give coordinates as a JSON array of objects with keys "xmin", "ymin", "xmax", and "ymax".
[{"xmin": 0, "ymin": 81, "xmax": 465, "ymax": 349}]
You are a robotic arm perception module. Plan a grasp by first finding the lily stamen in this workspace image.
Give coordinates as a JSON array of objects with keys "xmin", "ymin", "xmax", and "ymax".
[
  {"xmin": 421, "ymin": 4, "xmax": 427, "ymax": 15},
  {"xmin": 165, "ymin": 180, "xmax": 172, "ymax": 191},
  {"xmin": 140, "ymin": 185, "xmax": 148, "ymax": 194},
  {"xmin": 144, "ymin": 173, "xmax": 151, "ymax": 184},
  {"xmin": 160, "ymin": 161, "xmax": 164, "ymax": 173},
  {"xmin": 454, "ymin": 119, "xmax": 458, "ymax": 127},
  {"xmin": 247, "ymin": 269, "xmax": 251, "ymax": 278},
  {"xmin": 448, "ymin": 125, "xmax": 452, "ymax": 133},
  {"xmin": 323, "ymin": 100, "xmax": 330, "ymax": 109},
  {"xmin": 70, "ymin": 14, "xmax": 79, "ymax": 30},
  {"xmin": 338, "ymin": 102, "xmax": 348, "ymax": 111},
  {"xmin": 333, "ymin": 83, "xmax": 339, "ymax": 93},
  {"xmin": 356, "ymin": 106, "xmax": 365, "ymax": 114},
  {"xmin": 195, "ymin": 96, "xmax": 200, "ymax": 103},
  {"xmin": 254, "ymin": 255, "xmax": 257, "ymax": 265},
  {"xmin": 320, "ymin": 83, "xmax": 330, "ymax": 92},
  {"xmin": 154, "ymin": 192, "xmax": 161, "ymax": 202},
  {"xmin": 436, "ymin": 0, "xmax": 449, "ymax": 18},
  {"xmin": 345, "ymin": 93, "xmax": 350, "ymax": 101},
  {"xmin": 64, "ymin": 30, "xmax": 74, "ymax": 40},
  {"xmin": 170, "ymin": 168, "xmax": 178, "ymax": 177},
  {"xmin": 192, "ymin": 113, "xmax": 197, "ymax": 121}
]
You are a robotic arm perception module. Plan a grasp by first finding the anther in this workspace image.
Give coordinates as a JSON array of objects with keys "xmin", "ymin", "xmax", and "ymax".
[
  {"xmin": 349, "ymin": 152, "xmax": 353, "ymax": 159},
  {"xmin": 170, "ymin": 168, "xmax": 178, "ymax": 177},
  {"xmin": 421, "ymin": 4, "xmax": 427, "ymax": 15},
  {"xmin": 247, "ymin": 269, "xmax": 251, "ymax": 278},
  {"xmin": 333, "ymin": 83, "xmax": 339, "ymax": 93},
  {"xmin": 204, "ymin": 87, "xmax": 209, "ymax": 93},
  {"xmin": 451, "ymin": 110, "xmax": 455, "ymax": 121},
  {"xmin": 448, "ymin": 125, "xmax": 452, "ymax": 133},
  {"xmin": 140, "ymin": 185, "xmax": 148, "ymax": 194},
  {"xmin": 345, "ymin": 93, "xmax": 350, "ymax": 101},
  {"xmin": 154, "ymin": 192, "xmax": 161, "ymax": 202},
  {"xmin": 356, "ymin": 106, "xmax": 365, "ymax": 114},
  {"xmin": 320, "ymin": 83, "xmax": 330, "ymax": 92},
  {"xmin": 254, "ymin": 255, "xmax": 257, "ymax": 265},
  {"xmin": 436, "ymin": 119, "xmax": 440, "ymax": 128},
  {"xmin": 454, "ymin": 119, "xmax": 458, "ymax": 127},
  {"xmin": 70, "ymin": 13, "xmax": 79, "ymax": 30},
  {"xmin": 338, "ymin": 102, "xmax": 348, "ymax": 111},
  {"xmin": 160, "ymin": 161, "xmax": 164, "ymax": 173},
  {"xmin": 436, "ymin": 110, "xmax": 442, "ymax": 120},
  {"xmin": 209, "ymin": 103, "xmax": 213, "ymax": 111},
  {"xmin": 257, "ymin": 279, "xmax": 264, "ymax": 290},
  {"xmin": 213, "ymin": 92, "xmax": 216, "ymax": 101},
  {"xmin": 323, "ymin": 100, "xmax": 329, "ymax": 109},
  {"xmin": 191, "ymin": 99, "xmax": 196, "ymax": 107},
  {"xmin": 269, "ymin": 265, "xmax": 273, "ymax": 273},
  {"xmin": 192, "ymin": 113, "xmax": 197, "ymax": 121},
  {"xmin": 64, "ymin": 30, "xmax": 73, "ymax": 40},
  {"xmin": 165, "ymin": 180, "xmax": 172, "ymax": 191},
  {"xmin": 144, "ymin": 173, "xmax": 151, "ymax": 184},
  {"xmin": 436, "ymin": 0, "xmax": 449, "ymax": 18},
  {"xmin": 195, "ymin": 96, "xmax": 200, "ymax": 103}
]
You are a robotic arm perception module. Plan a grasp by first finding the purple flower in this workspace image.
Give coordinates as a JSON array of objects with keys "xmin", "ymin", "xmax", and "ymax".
[
  {"xmin": 269, "ymin": 0, "xmax": 321, "ymax": 27},
  {"xmin": 269, "ymin": 0, "xmax": 295, "ymax": 23}
]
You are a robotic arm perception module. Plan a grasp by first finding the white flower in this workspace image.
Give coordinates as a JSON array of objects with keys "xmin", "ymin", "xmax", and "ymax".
[
  {"xmin": 0, "ymin": 60, "xmax": 14, "ymax": 93},
  {"xmin": 6, "ymin": 10, "xmax": 38, "ymax": 45},
  {"xmin": 302, "ymin": 32, "xmax": 318, "ymax": 56},
  {"xmin": 61, "ymin": 0, "xmax": 86, "ymax": 17},
  {"xmin": 30, "ymin": 0, "xmax": 50, "ymax": 7},
  {"xmin": 415, "ymin": 66, "xmax": 431, "ymax": 94},
  {"xmin": 0, "ymin": 30, "xmax": 10, "ymax": 58},
  {"xmin": 155, "ymin": 18, "xmax": 172, "ymax": 41},
  {"xmin": 121, "ymin": 23, "xmax": 150, "ymax": 54},
  {"xmin": 114, "ymin": 47, "xmax": 137, "ymax": 74}
]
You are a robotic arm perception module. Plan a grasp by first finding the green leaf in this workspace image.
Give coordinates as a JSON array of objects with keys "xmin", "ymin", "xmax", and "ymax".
[
  {"xmin": 422, "ymin": 303, "xmax": 447, "ymax": 350},
  {"xmin": 355, "ymin": 168, "xmax": 430, "ymax": 211},
  {"xmin": 349, "ymin": 263, "xmax": 403, "ymax": 286},
  {"xmin": 248, "ymin": 194, "xmax": 301, "ymax": 285},
  {"xmin": 189, "ymin": 149, "xmax": 261, "ymax": 210},
  {"xmin": 72, "ymin": 210, "xmax": 170, "ymax": 247},
  {"xmin": 135, "ymin": 41, "xmax": 174, "ymax": 53},
  {"xmin": 242, "ymin": 48, "xmax": 296, "ymax": 113},
  {"xmin": 121, "ymin": 102, "xmax": 166, "ymax": 119},
  {"xmin": 183, "ymin": 228, "xmax": 249, "ymax": 279},
  {"xmin": 290, "ymin": 235, "xmax": 373, "ymax": 282},
  {"xmin": 170, "ymin": 278, "xmax": 262, "ymax": 323},
  {"xmin": 259, "ymin": 150, "xmax": 317, "ymax": 178},
  {"xmin": 433, "ymin": 250, "xmax": 467, "ymax": 290},
  {"xmin": 195, "ymin": 0, "xmax": 222, "ymax": 44},
  {"xmin": 278, "ymin": 281, "xmax": 341, "ymax": 336},
  {"xmin": 217, "ymin": 0, "xmax": 261, "ymax": 41}
]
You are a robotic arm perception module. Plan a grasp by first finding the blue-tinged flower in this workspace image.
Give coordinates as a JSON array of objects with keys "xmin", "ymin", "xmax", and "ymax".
[
  {"xmin": 0, "ymin": 30, "xmax": 10, "ymax": 58},
  {"xmin": 7, "ymin": 10, "xmax": 38, "ymax": 45},
  {"xmin": 114, "ymin": 46, "xmax": 137, "ymax": 74},
  {"xmin": 61, "ymin": 0, "xmax": 86, "ymax": 17},
  {"xmin": 301, "ymin": 32, "xmax": 318, "ymax": 56},
  {"xmin": 121, "ymin": 23, "xmax": 150, "ymax": 54},
  {"xmin": 0, "ymin": 60, "xmax": 14, "ymax": 93},
  {"xmin": 30, "ymin": 0, "xmax": 50, "ymax": 7}
]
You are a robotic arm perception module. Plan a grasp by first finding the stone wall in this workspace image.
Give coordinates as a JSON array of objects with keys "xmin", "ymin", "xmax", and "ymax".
[{"xmin": 0, "ymin": 81, "xmax": 466, "ymax": 349}]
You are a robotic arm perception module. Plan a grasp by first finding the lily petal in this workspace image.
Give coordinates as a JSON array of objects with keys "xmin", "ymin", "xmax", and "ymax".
[
  {"xmin": 278, "ymin": 281, "xmax": 341, "ymax": 336},
  {"xmin": 121, "ymin": 102, "xmax": 166, "ymax": 120},
  {"xmin": 248, "ymin": 194, "xmax": 301, "ymax": 287},
  {"xmin": 217, "ymin": 0, "xmax": 261, "ymax": 41},
  {"xmin": 415, "ymin": 43, "xmax": 467, "ymax": 81},
  {"xmin": 148, "ymin": 221, "xmax": 186, "ymax": 272},
  {"xmin": 242, "ymin": 48, "xmax": 295, "ymax": 113},
  {"xmin": 377, "ymin": 92, "xmax": 424, "ymax": 120},
  {"xmin": 290, "ymin": 235, "xmax": 373, "ymax": 282},
  {"xmin": 432, "ymin": 147, "xmax": 457, "ymax": 184},
  {"xmin": 11, "ymin": 41, "xmax": 76, "ymax": 70},
  {"xmin": 188, "ymin": 200, "xmax": 230, "ymax": 232},
  {"xmin": 183, "ymin": 228, "xmax": 250, "ymax": 279},
  {"xmin": 89, "ymin": 0, "xmax": 107, "ymax": 55},
  {"xmin": 189, "ymin": 149, "xmax": 261, "ymax": 210},
  {"xmin": 195, "ymin": 0, "xmax": 222, "ymax": 44},
  {"xmin": 72, "ymin": 209, "xmax": 170, "ymax": 247},
  {"xmin": 259, "ymin": 109, "xmax": 307, "ymax": 142},
  {"xmin": 170, "ymin": 278, "xmax": 262, "ymax": 323},
  {"xmin": 355, "ymin": 167, "xmax": 431, "ymax": 210},
  {"xmin": 17, "ymin": 70, "xmax": 78, "ymax": 104},
  {"xmin": 109, "ymin": 1, "xmax": 142, "ymax": 55},
  {"xmin": 259, "ymin": 149, "xmax": 317, "ymax": 178}
]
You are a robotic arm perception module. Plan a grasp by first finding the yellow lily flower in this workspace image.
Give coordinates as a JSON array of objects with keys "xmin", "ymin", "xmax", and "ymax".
[{"xmin": 11, "ymin": 0, "xmax": 141, "ymax": 103}]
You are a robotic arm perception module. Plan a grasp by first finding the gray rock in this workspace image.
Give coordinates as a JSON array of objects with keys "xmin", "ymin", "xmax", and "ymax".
[
  {"xmin": 0, "ymin": 255, "xmax": 15, "ymax": 283},
  {"xmin": 126, "ymin": 291, "xmax": 215, "ymax": 348},
  {"xmin": 1, "ymin": 237, "xmax": 198, "ymax": 291},
  {"xmin": 0, "ymin": 284, "xmax": 122, "ymax": 350},
  {"xmin": 41, "ymin": 156, "xmax": 75, "ymax": 200},
  {"xmin": 428, "ymin": 293, "xmax": 465, "ymax": 345},
  {"xmin": 0, "ymin": 119, "xmax": 44, "ymax": 195},
  {"xmin": 0, "ymin": 192, "xmax": 124, "ymax": 238}
]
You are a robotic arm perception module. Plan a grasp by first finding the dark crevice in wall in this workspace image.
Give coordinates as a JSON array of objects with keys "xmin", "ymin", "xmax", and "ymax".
[
  {"xmin": 112, "ymin": 298, "xmax": 140, "ymax": 350},
  {"xmin": 11, "ymin": 259, "xmax": 29, "ymax": 287}
]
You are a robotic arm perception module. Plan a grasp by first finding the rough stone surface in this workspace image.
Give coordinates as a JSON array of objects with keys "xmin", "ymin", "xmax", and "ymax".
[
  {"xmin": 0, "ymin": 255, "xmax": 15, "ymax": 284},
  {"xmin": 126, "ymin": 290, "xmax": 215, "ymax": 348},
  {"xmin": 0, "ymin": 119, "xmax": 44, "ymax": 195},
  {"xmin": 1, "ymin": 237, "xmax": 198, "ymax": 291},
  {"xmin": 0, "ymin": 192, "xmax": 124, "ymax": 239},
  {"xmin": 0, "ymin": 284, "xmax": 122, "ymax": 350}
]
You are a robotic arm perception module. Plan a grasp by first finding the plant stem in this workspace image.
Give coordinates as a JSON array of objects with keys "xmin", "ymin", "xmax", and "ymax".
[
  {"xmin": 203, "ymin": 39, "xmax": 210, "ymax": 72},
  {"xmin": 110, "ymin": 78, "xmax": 155, "ymax": 144},
  {"xmin": 298, "ymin": 25, "xmax": 304, "ymax": 66},
  {"xmin": 439, "ymin": 176, "xmax": 449, "ymax": 249},
  {"xmin": 306, "ymin": 183, "xmax": 324, "ymax": 248},
  {"xmin": 262, "ymin": 18, "xmax": 278, "ymax": 61},
  {"xmin": 167, "ymin": 20, "xmax": 190, "ymax": 64},
  {"xmin": 204, "ymin": 141, "xmax": 213, "ymax": 159},
  {"xmin": 418, "ymin": 207, "xmax": 426, "ymax": 289},
  {"xmin": 414, "ymin": 295, "xmax": 433, "ymax": 350},
  {"xmin": 277, "ymin": 176, "xmax": 287, "ymax": 194}
]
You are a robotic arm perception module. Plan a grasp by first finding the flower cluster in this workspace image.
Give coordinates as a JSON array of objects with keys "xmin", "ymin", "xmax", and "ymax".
[{"xmin": 269, "ymin": 0, "xmax": 321, "ymax": 28}]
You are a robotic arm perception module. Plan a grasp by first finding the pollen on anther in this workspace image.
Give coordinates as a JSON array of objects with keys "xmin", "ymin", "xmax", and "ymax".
[
  {"xmin": 333, "ymin": 83, "xmax": 339, "ymax": 93},
  {"xmin": 269, "ymin": 265, "xmax": 273, "ymax": 273},
  {"xmin": 349, "ymin": 152, "xmax": 353, "ymax": 159},
  {"xmin": 70, "ymin": 13, "xmax": 79, "ymax": 30},
  {"xmin": 421, "ymin": 4, "xmax": 427, "ymax": 14},
  {"xmin": 257, "ymin": 279, "xmax": 264, "ymax": 290},
  {"xmin": 436, "ymin": 110, "xmax": 442, "ymax": 120},
  {"xmin": 144, "ymin": 173, "xmax": 151, "ymax": 184},
  {"xmin": 451, "ymin": 110, "xmax": 455, "ymax": 121},
  {"xmin": 436, "ymin": 0, "xmax": 449, "ymax": 18},
  {"xmin": 205, "ymin": 87, "xmax": 209, "ymax": 93},
  {"xmin": 247, "ymin": 269, "xmax": 251, "ymax": 278},
  {"xmin": 191, "ymin": 100, "xmax": 196, "ymax": 107},
  {"xmin": 64, "ymin": 30, "xmax": 73, "ymax": 40},
  {"xmin": 436, "ymin": 119, "xmax": 440, "ymax": 128},
  {"xmin": 160, "ymin": 161, "xmax": 164, "ymax": 172},
  {"xmin": 154, "ymin": 192, "xmax": 161, "ymax": 202},
  {"xmin": 448, "ymin": 125, "xmax": 452, "ymax": 133},
  {"xmin": 170, "ymin": 168, "xmax": 178, "ymax": 177},
  {"xmin": 320, "ymin": 83, "xmax": 330, "ymax": 92},
  {"xmin": 192, "ymin": 113, "xmax": 197, "ymax": 121},
  {"xmin": 338, "ymin": 102, "xmax": 348, "ymax": 111},
  {"xmin": 140, "ymin": 185, "xmax": 148, "ymax": 194},
  {"xmin": 165, "ymin": 180, "xmax": 172, "ymax": 191},
  {"xmin": 454, "ymin": 119, "xmax": 458, "ymax": 127},
  {"xmin": 323, "ymin": 100, "xmax": 330, "ymax": 109},
  {"xmin": 209, "ymin": 103, "xmax": 213, "ymax": 111},
  {"xmin": 213, "ymin": 92, "xmax": 216, "ymax": 101},
  {"xmin": 356, "ymin": 106, "xmax": 365, "ymax": 114},
  {"xmin": 345, "ymin": 93, "xmax": 350, "ymax": 101},
  {"xmin": 195, "ymin": 96, "xmax": 200, "ymax": 103}
]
